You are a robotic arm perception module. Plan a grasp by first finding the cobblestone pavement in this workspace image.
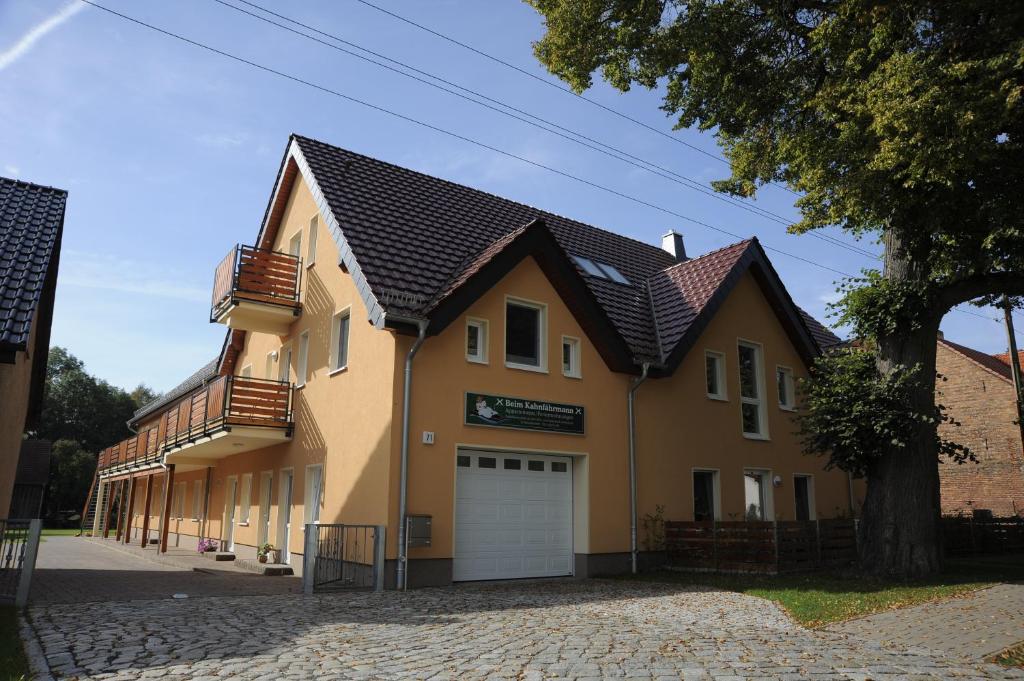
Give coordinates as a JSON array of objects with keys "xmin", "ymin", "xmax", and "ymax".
[
  {"xmin": 828, "ymin": 583, "xmax": 1024, "ymax": 660},
  {"xmin": 28, "ymin": 578, "xmax": 1024, "ymax": 680},
  {"xmin": 31, "ymin": 536, "xmax": 299, "ymax": 604}
]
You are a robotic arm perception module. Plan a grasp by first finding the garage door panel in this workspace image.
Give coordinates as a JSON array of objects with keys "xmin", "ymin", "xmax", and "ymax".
[{"xmin": 454, "ymin": 451, "xmax": 573, "ymax": 582}]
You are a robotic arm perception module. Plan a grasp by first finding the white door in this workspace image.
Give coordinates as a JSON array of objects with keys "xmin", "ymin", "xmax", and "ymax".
[
  {"xmin": 278, "ymin": 470, "xmax": 294, "ymax": 564},
  {"xmin": 224, "ymin": 477, "xmax": 237, "ymax": 552},
  {"xmin": 257, "ymin": 472, "xmax": 273, "ymax": 546},
  {"xmin": 454, "ymin": 451, "xmax": 573, "ymax": 581}
]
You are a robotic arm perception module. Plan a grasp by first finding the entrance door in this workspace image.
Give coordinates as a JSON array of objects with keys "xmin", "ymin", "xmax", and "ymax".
[
  {"xmin": 278, "ymin": 469, "xmax": 294, "ymax": 564},
  {"xmin": 257, "ymin": 472, "xmax": 273, "ymax": 546},
  {"xmin": 454, "ymin": 450, "xmax": 572, "ymax": 581},
  {"xmin": 224, "ymin": 477, "xmax": 237, "ymax": 552}
]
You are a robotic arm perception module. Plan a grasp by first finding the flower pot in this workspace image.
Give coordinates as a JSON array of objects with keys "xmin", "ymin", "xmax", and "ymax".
[{"xmin": 258, "ymin": 554, "xmax": 268, "ymax": 563}]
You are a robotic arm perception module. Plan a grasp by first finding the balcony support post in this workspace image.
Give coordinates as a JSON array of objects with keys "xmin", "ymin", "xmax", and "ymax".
[
  {"xmin": 114, "ymin": 479, "xmax": 128, "ymax": 541},
  {"xmin": 102, "ymin": 479, "xmax": 121, "ymax": 539},
  {"xmin": 160, "ymin": 464, "xmax": 176, "ymax": 553},
  {"xmin": 140, "ymin": 473, "xmax": 154, "ymax": 548},
  {"xmin": 122, "ymin": 475, "xmax": 137, "ymax": 545}
]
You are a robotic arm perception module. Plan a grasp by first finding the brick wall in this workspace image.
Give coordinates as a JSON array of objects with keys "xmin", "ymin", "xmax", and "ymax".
[{"xmin": 936, "ymin": 342, "xmax": 1024, "ymax": 517}]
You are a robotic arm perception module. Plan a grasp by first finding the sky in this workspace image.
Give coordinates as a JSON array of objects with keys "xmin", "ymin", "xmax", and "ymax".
[{"xmin": 0, "ymin": 0, "xmax": 1018, "ymax": 393}]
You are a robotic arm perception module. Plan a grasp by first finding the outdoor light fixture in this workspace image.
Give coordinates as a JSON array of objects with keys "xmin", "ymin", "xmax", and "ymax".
[{"xmin": 773, "ymin": 475, "xmax": 783, "ymax": 487}]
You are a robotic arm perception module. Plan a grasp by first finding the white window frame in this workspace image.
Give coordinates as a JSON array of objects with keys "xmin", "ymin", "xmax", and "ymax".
[
  {"xmin": 306, "ymin": 215, "xmax": 318, "ymax": 267},
  {"xmin": 465, "ymin": 318, "xmax": 488, "ymax": 364},
  {"xmin": 288, "ymin": 230, "xmax": 302, "ymax": 258},
  {"xmin": 191, "ymin": 480, "xmax": 204, "ymax": 521},
  {"xmin": 265, "ymin": 352, "xmax": 276, "ymax": 380},
  {"xmin": 743, "ymin": 468, "xmax": 774, "ymax": 521},
  {"xmin": 296, "ymin": 331, "xmax": 310, "ymax": 388},
  {"xmin": 329, "ymin": 308, "xmax": 351, "ymax": 375},
  {"xmin": 561, "ymin": 335, "xmax": 581, "ymax": 378},
  {"xmin": 705, "ymin": 350, "xmax": 727, "ymax": 400},
  {"xmin": 793, "ymin": 473, "xmax": 817, "ymax": 521},
  {"xmin": 240, "ymin": 364, "xmax": 252, "ymax": 378},
  {"xmin": 503, "ymin": 296, "xmax": 548, "ymax": 373},
  {"xmin": 278, "ymin": 343, "xmax": 292, "ymax": 384},
  {"xmin": 737, "ymin": 339, "xmax": 769, "ymax": 440},
  {"xmin": 304, "ymin": 464, "xmax": 324, "ymax": 525},
  {"xmin": 691, "ymin": 468, "xmax": 721, "ymax": 521},
  {"xmin": 776, "ymin": 365, "xmax": 796, "ymax": 411},
  {"xmin": 238, "ymin": 473, "xmax": 252, "ymax": 525}
]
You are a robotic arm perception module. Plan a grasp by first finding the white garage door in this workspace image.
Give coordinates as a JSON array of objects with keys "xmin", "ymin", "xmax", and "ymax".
[{"xmin": 454, "ymin": 450, "xmax": 573, "ymax": 581}]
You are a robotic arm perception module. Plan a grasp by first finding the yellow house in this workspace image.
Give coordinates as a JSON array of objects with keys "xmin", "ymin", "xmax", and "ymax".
[{"xmin": 94, "ymin": 135, "xmax": 855, "ymax": 587}]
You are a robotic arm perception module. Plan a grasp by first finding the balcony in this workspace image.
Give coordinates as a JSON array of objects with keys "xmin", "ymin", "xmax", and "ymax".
[
  {"xmin": 211, "ymin": 244, "xmax": 301, "ymax": 334},
  {"xmin": 97, "ymin": 376, "xmax": 293, "ymax": 476}
]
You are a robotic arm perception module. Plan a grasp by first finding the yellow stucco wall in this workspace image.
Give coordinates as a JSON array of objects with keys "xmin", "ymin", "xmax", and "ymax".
[{"xmin": 0, "ymin": 322, "xmax": 38, "ymax": 515}]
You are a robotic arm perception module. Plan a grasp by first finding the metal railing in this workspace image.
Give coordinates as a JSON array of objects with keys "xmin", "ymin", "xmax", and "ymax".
[
  {"xmin": 303, "ymin": 524, "xmax": 385, "ymax": 593},
  {"xmin": 211, "ymin": 244, "xmax": 302, "ymax": 320},
  {"xmin": 0, "ymin": 519, "xmax": 42, "ymax": 608}
]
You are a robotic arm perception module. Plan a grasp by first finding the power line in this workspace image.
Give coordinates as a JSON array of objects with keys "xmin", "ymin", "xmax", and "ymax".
[
  {"xmin": 75, "ymin": 0, "xmax": 1000, "ymax": 328},
  {"xmin": 213, "ymin": 0, "xmax": 880, "ymax": 262}
]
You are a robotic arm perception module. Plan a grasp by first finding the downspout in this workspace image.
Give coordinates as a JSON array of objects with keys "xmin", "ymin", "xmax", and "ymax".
[
  {"xmin": 627, "ymin": 362, "xmax": 651, "ymax": 575},
  {"xmin": 396, "ymin": 318, "xmax": 428, "ymax": 591}
]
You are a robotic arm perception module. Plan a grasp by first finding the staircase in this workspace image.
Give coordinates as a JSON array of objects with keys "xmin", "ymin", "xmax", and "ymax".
[{"xmin": 78, "ymin": 473, "xmax": 110, "ymax": 537}]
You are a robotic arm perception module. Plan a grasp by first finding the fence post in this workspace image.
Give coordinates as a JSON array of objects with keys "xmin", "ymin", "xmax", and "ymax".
[
  {"xmin": 373, "ymin": 525, "xmax": 386, "ymax": 592},
  {"xmin": 712, "ymin": 520, "xmax": 719, "ymax": 571},
  {"xmin": 15, "ymin": 519, "xmax": 42, "ymax": 609},
  {"xmin": 815, "ymin": 519, "xmax": 822, "ymax": 568},
  {"xmin": 772, "ymin": 520, "xmax": 779, "ymax": 573},
  {"xmin": 302, "ymin": 523, "xmax": 317, "ymax": 595}
]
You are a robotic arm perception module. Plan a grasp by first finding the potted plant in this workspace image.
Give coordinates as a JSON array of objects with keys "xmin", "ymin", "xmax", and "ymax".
[
  {"xmin": 197, "ymin": 538, "xmax": 218, "ymax": 553},
  {"xmin": 257, "ymin": 543, "xmax": 275, "ymax": 564}
]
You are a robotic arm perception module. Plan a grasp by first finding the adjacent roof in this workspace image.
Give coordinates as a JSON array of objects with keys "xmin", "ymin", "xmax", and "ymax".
[
  {"xmin": 0, "ymin": 177, "xmax": 66, "ymax": 359},
  {"xmin": 132, "ymin": 357, "xmax": 220, "ymax": 424},
  {"xmin": 994, "ymin": 350, "xmax": 1024, "ymax": 370},
  {"xmin": 939, "ymin": 338, "xmax": 1012, "ymax": 382},
  {"xmin": 249, "ymin": 135, "xmax": 832, "ymax": 375}
]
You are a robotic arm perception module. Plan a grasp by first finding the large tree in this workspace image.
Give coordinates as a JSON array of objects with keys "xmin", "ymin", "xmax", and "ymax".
[{"xmin": 528, "ymin": 0, "xmax": 1024, "ymax": 577}]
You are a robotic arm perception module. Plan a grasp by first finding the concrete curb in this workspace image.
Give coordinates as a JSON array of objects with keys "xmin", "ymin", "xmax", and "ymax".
[{"xmin": 19, "ymin": 611, "xmax": 55, "ymax": 681}]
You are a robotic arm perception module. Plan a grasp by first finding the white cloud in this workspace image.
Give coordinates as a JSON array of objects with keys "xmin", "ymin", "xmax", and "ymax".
[
  {"xmin": 0, "ymin": 2, "xmax": 86, "ymax": 73},
  {"xmin": 195, "ymin": 132, "xmax": 247, "ymax": 149},
  {"xmin": 58, "ymin": 250, "xmax": 209, "ymax": 303},
  {"xmin": 3, "ymin": 165, "xmax": 20, "ymax": 177}
]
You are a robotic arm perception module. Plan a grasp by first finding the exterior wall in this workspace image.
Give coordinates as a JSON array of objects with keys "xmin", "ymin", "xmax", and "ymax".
[
  {"xmin": 936, "ymin": 343, "xmax": 1024, "ymax": 517},
  {"xmin": 0, "ymin": 322, "xmax": 39, "ymax": 515},
  {"xmin": 637, "ymin": 273, "xmax": 854, "ymax": 527}
]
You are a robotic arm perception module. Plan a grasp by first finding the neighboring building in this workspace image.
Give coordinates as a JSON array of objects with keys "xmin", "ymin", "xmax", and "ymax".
[
  {"xmin": 0, "ymin": 178, "xmax": 66, "ymax": 517},
  {"xmin": 936, "ymin": 338, "xmax": 1024, "ymax": 517},
  {"xmin": 9, "ymin": 439, "xmax": 52, "ymax": 518},
  {"xmin": 92, "ymin": 135, "xmax": 854, "ymax": 587}
]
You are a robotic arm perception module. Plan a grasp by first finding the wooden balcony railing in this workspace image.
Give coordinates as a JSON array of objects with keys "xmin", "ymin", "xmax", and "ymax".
[
  {"xmin": 211, "ymin": 244, "xmax": 302, "ymax": 321},
  {"xmin": 96, "ymin": 376, "xmax": 293, "ymax": 472}
]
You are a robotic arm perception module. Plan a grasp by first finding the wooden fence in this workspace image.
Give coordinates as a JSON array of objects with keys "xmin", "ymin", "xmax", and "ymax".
[
  {"xmin": 942, "ymin": 516, "xmax": 1024, "ymax": 554},
  {"xmin": 664, "ymin": 519, "xmax": 858, "ymax": 574}
]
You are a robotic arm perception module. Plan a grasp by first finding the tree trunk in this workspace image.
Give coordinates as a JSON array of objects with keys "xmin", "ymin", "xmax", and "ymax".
[{"xmin": 857, "ymin": 229, "xmax": 944, "ymax": 578}]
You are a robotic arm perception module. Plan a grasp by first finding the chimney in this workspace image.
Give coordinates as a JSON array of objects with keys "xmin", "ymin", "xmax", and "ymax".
[
  {"xmin": 661, "ymin": 230, "xmax": 687, "ymax": 262},
  {"xmin": 937, "ymin": 330, "xmax": 945, "ymax": 340}
]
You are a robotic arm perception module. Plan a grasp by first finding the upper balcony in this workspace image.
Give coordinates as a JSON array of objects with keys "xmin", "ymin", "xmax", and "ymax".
[
  {"xmin": 97, "ymin": 375, "xmax": 294, "ymax": 476},
  {"xmin": 211, "ymin": 244, "xmax": 302, "ymax": 335}
]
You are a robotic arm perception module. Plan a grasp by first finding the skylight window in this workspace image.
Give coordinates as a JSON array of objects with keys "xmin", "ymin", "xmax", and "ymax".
[{"xmin": 571, "ymin": 254, "xmax": 631, "ymax": 285}]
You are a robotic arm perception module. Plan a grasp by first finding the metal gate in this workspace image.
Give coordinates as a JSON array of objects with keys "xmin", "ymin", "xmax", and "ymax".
[
  {"xmin": 1, "ymin": 519, "xmax": 42, "ymax": 608},
  {"xmin": 303, "ymin": 524, "xmax": 385, "ymax": 593}
]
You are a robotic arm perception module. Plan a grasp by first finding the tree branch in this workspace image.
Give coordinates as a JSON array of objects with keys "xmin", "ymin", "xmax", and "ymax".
[{"xmin": 939, "ymin": 272, "xmax": 1024, "ymax": 310}]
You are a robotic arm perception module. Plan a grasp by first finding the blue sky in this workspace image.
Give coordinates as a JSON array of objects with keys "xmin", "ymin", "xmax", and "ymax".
[{"xmin": 1, "ymin": 0, "xmax": 1016, "ymax": 393}]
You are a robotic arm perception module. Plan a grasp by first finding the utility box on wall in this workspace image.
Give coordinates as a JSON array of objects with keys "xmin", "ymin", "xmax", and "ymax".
[{"xmin": 406, "ymin": 514, "xmax": 432, "ymax": 548}]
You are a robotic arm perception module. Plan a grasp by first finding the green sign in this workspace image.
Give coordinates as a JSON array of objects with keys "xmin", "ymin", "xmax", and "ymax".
[{"xmin": 465, "ymin": 392, "xmax": 585, "ymax": 435}]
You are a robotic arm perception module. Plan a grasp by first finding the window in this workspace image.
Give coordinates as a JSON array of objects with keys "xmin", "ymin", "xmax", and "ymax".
[
  {"xmin": 705, "ymin": 351, "xmax": 726, "ymax": 400},
  {"xmin": 278, "ymin": 344, "xmax": 292, "ymax": 383},
  {"xmin": 738, "ymin": 341, "xmax": 768, "ymax": 438},
  {"xmin": 191, "ymin": 480, "xmax": 204, "ymax": 520},
  {"xmin": 173, "ymin": 482, "xmax": 186, "ymax": 519},
  {"xmin": 562, "ymin": 336, "xmax": 581, "ymax": 378},
  {"xmin": 296, "ymin": 331, "xmax": 310, "ymax": 387},
  {"xmin": 528, "ymin": 460, "xmax": 544, "ymax": 472},
  {"xmin": 595, "ymin": 262, "xmax": 630, "ymax": 285},
  {"xmin": 240, "ymin": 364, "xmax": 252, "ymax": 378},
  {"xmin": 457, "ymin": 455, "xmax": 470, "ymax": 467},
  {"xmin": 265, "ymin": 352, "xmax": 275, "ymax": 380},
  {"xmin": 478, "ymin": 457, "xmax": 496, "ymax": 469},
  {"xmin": 743, "ymin": 470, "xmax": 772, "ymax": 521},
  {"xmin": 304, "ymin": 464, "xmax": 323, "ymax": 525},
  {"xmin": 505, "ymin": 298, "xmax": 546, "ymax": 370},
  {"xmin": 329, "ymin": 309, "xmax": 350, "ymax": 373},
  {"xmin": 307, "ymin": 216, "xmax": 318, "ymax": 266},
  {"xmin": 794, "ymin": 475, "xmax": 815, "ymax": 521},
  {"xmin": 238, "ymin": 473, "xmax": 252, "ymax": 524},
  {"xmin": 551, "ymin": 461, "xmax": 568, "ymax": 473},
  {"xmin": 571, "ymin": 255, "xmax": 631, "ymax": 285},
  {"xmin": 777, "ymin": 366, "xmax": 796, "ymax": 410},
  {"xmin": 288, "ymin": 231, "xmax": 302, "ymax": 257},
  {"xmin": 503, "ymin": 458, "xmax": 521, "ymax": 470},
  {"xmin": 466, "ymin": 318, "xmax": 488, "ymax": 364},
  {"xmin": 693, "ymin": 470, "xmax": 719, "ymax": 521}
]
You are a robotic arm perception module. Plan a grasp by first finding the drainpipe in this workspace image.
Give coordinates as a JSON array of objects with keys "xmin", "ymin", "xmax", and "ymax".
[
  {"xmin": 627, "ymin": 362, "xmax": 650, "ymax": 574},
  {"xmin": 396, "ymin": 318, "xmax": 428, "ymax": 591}
]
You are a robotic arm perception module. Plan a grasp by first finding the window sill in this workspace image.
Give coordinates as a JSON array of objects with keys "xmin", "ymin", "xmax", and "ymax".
[
  {"xmin": 562, "ymin": 372, "xmax": 582, "ymax": 380},
  {"xmin": 466, "ymin": 356, "xmax": 488, "ymax": 365},
  {"xmin": 505, "ymin": 361, "xmax": 548, "ymax": 374},
  {"xmin": 706, "ymin": 394, "xmax": 728, "ymax": 402},
  {"xmin": 306, "ymin": 261, "xmax": 316, "ymax": 270},
  {"xmin": 328, "ymin": 366, "xmax": 348, "ymax": 377},
  {"xmin": 237, "ymin": 521, "xmax": 249, "ymax": 527},
  {"xmin": 742, "ymin": 432, "xmax": 771, "ymax": 441},
  {"xmin": 779, "ymin": 405, "xmax": 797, "ymax": 412},
  {"xmin": 295, "ymin": 383, "xmax": 306, "ymax": 390}
]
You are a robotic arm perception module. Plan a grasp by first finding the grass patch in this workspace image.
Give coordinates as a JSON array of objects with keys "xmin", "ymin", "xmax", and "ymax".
[
  {"xmin": 41, "ymin": 528, "xmax": 80, "ymax": 536},
  {"xmin": 0, "ymin": 606, "xmax": 29, "ymax": 681},
  {"xmin": 631, "ymin": 552, "xmax": 1024, "ymax": 628},
  {"xmin": 991, "ymin": 641, "xmax": 1024, "ymax": 668}
]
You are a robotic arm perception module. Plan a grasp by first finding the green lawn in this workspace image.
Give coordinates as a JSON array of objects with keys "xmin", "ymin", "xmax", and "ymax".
[
  {"xmin": 631, "ymin": 553, "xmax": 1024, "ymax": 628},
  {"xmin": 41, "ymin": 528, "xmax": 80, "ymax": 537},
  {"xmin": 0, "ymin": 607, "xmax": 29, "ymax": 681}
]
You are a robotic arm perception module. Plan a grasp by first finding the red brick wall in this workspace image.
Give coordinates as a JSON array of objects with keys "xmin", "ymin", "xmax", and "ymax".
[{"xmin": 936, "ymin": 342, "xmax": 1024, "ymax": 517}]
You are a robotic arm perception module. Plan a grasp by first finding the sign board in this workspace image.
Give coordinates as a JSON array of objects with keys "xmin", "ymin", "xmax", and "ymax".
[{"xmin": 464, "ymin": 392, "xmax": 584, "ymax": 435}]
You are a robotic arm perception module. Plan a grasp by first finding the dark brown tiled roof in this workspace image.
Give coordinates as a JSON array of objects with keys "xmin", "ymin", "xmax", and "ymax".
[
  {"xmin": 0, "ymin": 177, "xmax": 66, "ymax": 354},
  {"xmin": 132, "ymin": 357, "xmax": 220, "ymax": 424},
  {"xmin": 798, "ymin": 307, "xmax": 843, "ymax": 349},
  {"xmin": 940, "ymin": 338, "xmax": 1012, "ymax": 381}
]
